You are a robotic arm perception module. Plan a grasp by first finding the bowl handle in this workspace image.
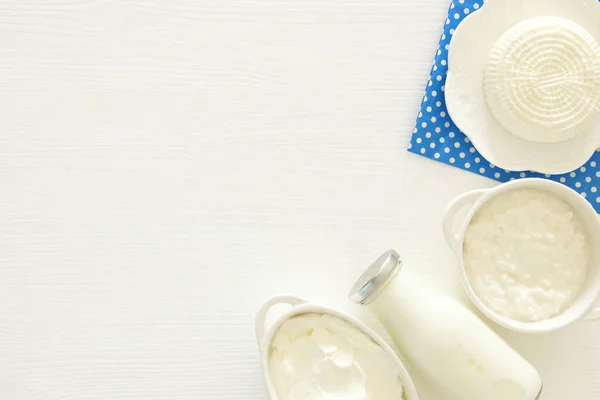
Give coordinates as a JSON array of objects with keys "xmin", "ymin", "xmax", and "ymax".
[
  {"xmin": 584, "ymin": 304, "xmax": 600, "ymax": 321},
  {"xmin": 442, "ymin": 189, "xmax": 488, "ymax": 255},
  {"xmin": 255, "ymin": 294, "xmax": 308, "ymax": 353},
  {"xmin": 585, "ymin": 215, "xmax": 600, "ymax": 321}
]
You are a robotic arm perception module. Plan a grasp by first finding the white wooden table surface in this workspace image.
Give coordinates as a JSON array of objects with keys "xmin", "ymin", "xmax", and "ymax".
[{"xmin": 1, "ymin": 1, "xmax": 599, "ymax": 399}]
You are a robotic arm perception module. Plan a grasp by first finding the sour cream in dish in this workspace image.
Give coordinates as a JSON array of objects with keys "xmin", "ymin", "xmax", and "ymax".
[{"xmin": 268, "ymin": 313, "xmax": 404, "ymax": 400}]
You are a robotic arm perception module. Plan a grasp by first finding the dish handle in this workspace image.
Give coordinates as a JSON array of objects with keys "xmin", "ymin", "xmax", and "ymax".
[
  {"xmin": 585, "ymin": 215, "xmax": 600, "ymax": 320},
  {"xmin": 584, "ymin": 304, "xmax": 600, "ymax": 321},
  {"xmin": 442, "ymin": 189, "xmax": 489, "ymax": 255},
  {"xmin": 255, "ymin": 294, "xmax": 308, "ymax": 353}
]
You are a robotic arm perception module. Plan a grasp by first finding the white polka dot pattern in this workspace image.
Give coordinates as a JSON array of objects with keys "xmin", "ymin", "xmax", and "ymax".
[{"xmin": 408, "ymin": 0, "xmax": 600, "ymax": 212}]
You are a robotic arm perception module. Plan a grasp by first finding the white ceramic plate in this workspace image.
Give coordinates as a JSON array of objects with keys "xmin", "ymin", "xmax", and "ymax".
[{"xmin": 446, "ymin": 0, "xmax": 600, "ymax": 174}]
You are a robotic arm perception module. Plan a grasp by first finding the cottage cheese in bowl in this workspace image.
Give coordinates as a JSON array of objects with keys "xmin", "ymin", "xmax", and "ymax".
[{"xmin": 463, "ymin": 188, "xmax": 591, "ymax": 322}]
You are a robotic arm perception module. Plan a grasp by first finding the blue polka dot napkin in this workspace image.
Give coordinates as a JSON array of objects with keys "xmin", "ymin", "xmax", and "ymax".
[{"xmin": 407, "ymin": 0, "xmax": 600, "ymax": 212}]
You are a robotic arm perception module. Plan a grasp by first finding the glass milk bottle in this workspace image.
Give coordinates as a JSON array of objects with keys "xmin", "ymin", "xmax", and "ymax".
[{"xmin": 349, "ymin": 250, "xmax": 543, "ymax": 400}]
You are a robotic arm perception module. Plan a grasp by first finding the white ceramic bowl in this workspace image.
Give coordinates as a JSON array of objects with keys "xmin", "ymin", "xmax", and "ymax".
[
  {"xmin": 443, "ymin": 178, "xmax": 600, "ymax": 333},
  {"xmin": 255, "ymin": 294, "xmax": 420, "ymax": 400}
]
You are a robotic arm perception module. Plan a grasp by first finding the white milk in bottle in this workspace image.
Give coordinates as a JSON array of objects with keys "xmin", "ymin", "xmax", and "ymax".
[{"xmin": 349, "ymin": 250, "xmax": 543, "ymax": 400}]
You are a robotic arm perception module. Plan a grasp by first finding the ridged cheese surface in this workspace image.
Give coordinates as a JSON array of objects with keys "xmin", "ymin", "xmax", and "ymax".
[{"xmin": 484, "ymin": 16, "xmax": 600, "ymax": 143}]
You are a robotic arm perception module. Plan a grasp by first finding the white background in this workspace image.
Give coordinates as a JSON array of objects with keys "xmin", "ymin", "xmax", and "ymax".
[{"xmin": 0, "ymin": 1, "xmax": 599, "ymax": 399}]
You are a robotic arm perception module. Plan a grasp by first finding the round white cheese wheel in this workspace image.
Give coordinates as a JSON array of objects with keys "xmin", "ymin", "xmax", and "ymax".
[{"xmin": 484, "ymin": 16, "xmax": 600, "ymax": 143}]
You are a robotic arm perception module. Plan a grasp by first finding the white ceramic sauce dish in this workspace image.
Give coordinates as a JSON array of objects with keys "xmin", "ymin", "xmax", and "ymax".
[
  {"xmin": 255, "ymin": 294, "xmax": 420, "ymax": 400},
  {"xmin": 443, "ymin": 178, "xmax": 600, "ymax": 333}
]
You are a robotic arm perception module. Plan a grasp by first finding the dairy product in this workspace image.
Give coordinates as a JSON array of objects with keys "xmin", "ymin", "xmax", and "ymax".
[
  {"xmin": 268, "ymin": 313, "xmax": 404, "ymax": 400},
  {"xmin": 464, "ymin": 188, "xmax": 591, "ymax": 322},
  {"xmin": 445, "ymin": 0, "xmax": 600, "ymax": 174},
  {"xmin": 484, "ymin": 16, "xmax": 600, "ymax": 143},
  {"xmin": 350, "ymin": 250, "xmax": 543, "ymax": 400}
]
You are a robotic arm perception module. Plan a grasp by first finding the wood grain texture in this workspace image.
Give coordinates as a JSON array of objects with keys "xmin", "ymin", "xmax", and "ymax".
[{"xmin": 0, "ymin": 1, "xmax": 599, "ymax": 399}]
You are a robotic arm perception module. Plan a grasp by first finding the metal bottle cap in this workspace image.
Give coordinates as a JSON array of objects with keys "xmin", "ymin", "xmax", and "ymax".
[{"xmin": 349, "ymin": 249, "xmax": 403, "ymax": 305}]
